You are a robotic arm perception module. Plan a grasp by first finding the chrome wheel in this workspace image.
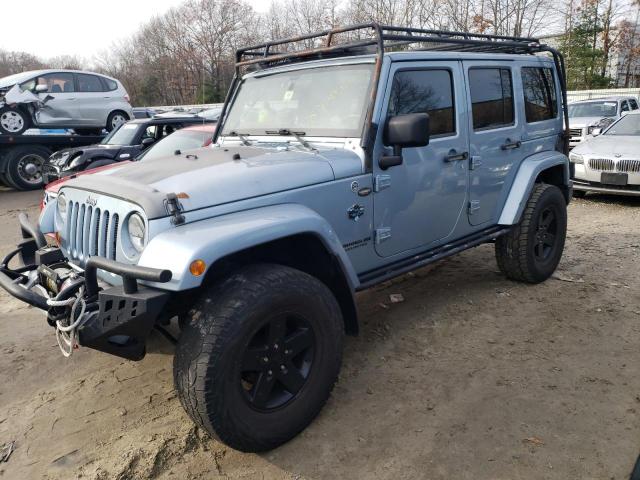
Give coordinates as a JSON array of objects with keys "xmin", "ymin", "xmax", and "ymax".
[
  {"xmin": 16, "ymin": 154, "xmax": 44, "ymax": 185},
  {"xmin": 0, "ymin": 110, "xmax": 25, "ymax": 134}
]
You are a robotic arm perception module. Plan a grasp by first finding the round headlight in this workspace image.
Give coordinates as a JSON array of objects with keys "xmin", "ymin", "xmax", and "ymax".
[
  {"xmin": 56, "ymin": 193, "xmax": 67, "ymax": 217},
  {"xmin": 127, "ymin": 213, "xmax": 146, "ymax": 253}
]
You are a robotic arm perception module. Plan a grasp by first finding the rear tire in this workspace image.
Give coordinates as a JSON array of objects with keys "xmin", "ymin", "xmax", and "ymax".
[
  {"xmin": 174, "ymin": 263, "xmax": 344, "ymax": 452},
  {"xmin": 4, "ymin": 146, "xmax": 50, "ymax": 190},
  {"xmin": 0, "ymin": 106, "xmax": 29, "ymax": 135},
  {"xmin": 495, "ymin": 183, "xmax": 567, "ymax": 283},
  {"xmin": 106, "ymin": 111, "xmax": 129, "ymax": 132}
]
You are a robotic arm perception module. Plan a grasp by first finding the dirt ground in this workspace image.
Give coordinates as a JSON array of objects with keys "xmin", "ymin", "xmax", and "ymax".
[{"xmin": 0, "ymin": 186, "xmax": 639, "ymax": 480}]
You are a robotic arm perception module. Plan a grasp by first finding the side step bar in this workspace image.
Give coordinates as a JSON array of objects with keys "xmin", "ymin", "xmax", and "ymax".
[{"xmin": 357, "ymin": 226, "xmax": 510, "ymax": 290}]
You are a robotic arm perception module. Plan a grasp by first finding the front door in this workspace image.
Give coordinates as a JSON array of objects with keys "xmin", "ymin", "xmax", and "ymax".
[
  {"xmin": 463, "ymin": 62, "xmax": 523, "ymax": 225},
  {"xmin": 373, "ymin": 61, "xmax": 469, "ymax": 257},
  {"xmin": 33, "ymin": 72, "xmax": 80, "ymax": 127}
]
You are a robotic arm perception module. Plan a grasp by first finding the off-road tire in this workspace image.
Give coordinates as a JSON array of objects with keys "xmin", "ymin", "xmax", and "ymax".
[
  {"xmin": 0, "ymin": 106, "xmax": 29, "ymax": 135},
  {"xmin": 174, "ymin": 263, "xmax": 344, "ymax": 452},
  {"xmin": 4, "ymin": 146, "xmax": 50, "ymax": 190},
  {"xmin": 495, "ymin": 183, "xmax": 567, "ymax": 283}
]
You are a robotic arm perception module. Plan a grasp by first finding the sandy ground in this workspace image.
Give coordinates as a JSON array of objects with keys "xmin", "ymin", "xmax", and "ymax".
[{"xmin": 0, "ymin": 186, "xmax": 639, "ymax": 479}]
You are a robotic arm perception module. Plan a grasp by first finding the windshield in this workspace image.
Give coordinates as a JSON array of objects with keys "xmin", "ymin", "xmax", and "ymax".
[
  {"xmin": 568, "ymin": 101, "xmax": 618, "ymax": 118},
  {"xmin": 603, "ymin": 114, "xmax": 640, "ymax": 135},
  {"xmin": 139, "ymin": 129, "xmax": 212, "ymax": 161},
  {"xmin": 101, "ymin": 123, "xmax": 139, "ymax": 145},
  {"xmin": 222, "ymin": 63, "xmax": 374, "ymax": 137}
]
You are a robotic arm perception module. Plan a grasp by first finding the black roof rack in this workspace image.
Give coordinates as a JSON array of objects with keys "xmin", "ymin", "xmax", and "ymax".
[
  {"xmin": 215, "ymin": 23, "xmax": 569, "ymax": 161},
  {"xmin": 235, "ymin": 24, "xmax": 544, "ymax": 71}
]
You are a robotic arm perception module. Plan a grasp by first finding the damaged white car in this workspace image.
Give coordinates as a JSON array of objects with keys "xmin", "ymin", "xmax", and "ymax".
[{"xmin": 0, "ymin": 70, "xmax": 134, "ymax": 135}]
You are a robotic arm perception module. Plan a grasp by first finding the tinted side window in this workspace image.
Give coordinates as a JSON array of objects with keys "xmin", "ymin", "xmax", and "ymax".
[
  {"xmin": 388, "ymin": 69, "xmax": 455, "ymax": 136},
  {"xmin": 103, "ymin": 78, "xmax": 118, "ymax": 91},
  {"xmin": 77, "ymin": 74, "xmax": 105, "ymax": 92},
  {"xmin": 621, "ymin": 101, "xmax": 630, "ymax": 112},
  {"xmin": 37, "ymin": 72, "xmax": 75, "ymax": 93},
  {"xmin": 630, "ymin": 98, "xmax": 639, "ymax": 110},
  {"xmin": 469, "ymin": 68, "xmax": 514, "ymax": 130},
  {"xmin": 521, "ymin": 67, "xmax": 557, "ymax": 122}
]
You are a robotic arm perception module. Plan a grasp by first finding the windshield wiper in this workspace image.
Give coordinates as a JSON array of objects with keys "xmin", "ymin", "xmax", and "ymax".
[
  {"xmin": 228, "ymin": 131, "xmax": 252, "ymax": 146},
  {"xmin": 265, "ymin": 129, "xmax": 316, "ymax": 152}
]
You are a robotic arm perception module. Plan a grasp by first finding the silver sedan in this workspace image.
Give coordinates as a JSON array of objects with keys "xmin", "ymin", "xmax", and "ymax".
[{"xmin": 570, "ymin": 111, "xmax": 640, "ymax": 196}]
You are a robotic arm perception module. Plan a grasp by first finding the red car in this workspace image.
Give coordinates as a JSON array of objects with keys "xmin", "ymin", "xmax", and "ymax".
[{"xmin": 42, "ymin": 123, "xmax": 216, "ymax": 208}]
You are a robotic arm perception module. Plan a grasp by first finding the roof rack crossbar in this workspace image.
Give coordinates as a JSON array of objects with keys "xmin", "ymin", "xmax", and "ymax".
[{"xmin": 235, "ymin": 23, "xmax": 542, "ymax": 72}]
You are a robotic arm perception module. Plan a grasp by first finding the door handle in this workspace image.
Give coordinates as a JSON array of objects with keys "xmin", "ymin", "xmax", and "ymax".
[
  {"xmin": 444, "ymin": 150, "xmax": 469, "ymax": 162},
  {"xmin": 501, "ymin": 139, "xmax": 521, "ymax": 150}
]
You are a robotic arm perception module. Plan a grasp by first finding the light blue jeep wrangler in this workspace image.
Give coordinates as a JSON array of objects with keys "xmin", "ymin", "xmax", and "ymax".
[{"xmin": 0, "ymin": 25, "xmax": 571, "ymax": 452}]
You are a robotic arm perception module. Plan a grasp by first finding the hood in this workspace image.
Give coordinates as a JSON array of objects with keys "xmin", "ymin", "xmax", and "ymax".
[
  {"xmin": 46, "ymin": 161, "xmax": 132, "ymax": 194},
  {"xmin": 569, "ymin": 116, "xmax": 611, "ymax": 128},
  {"xmin": 62, "ymin": 145, "xmax": 363, "ymax": 218},
  {"xmin": 49, "ymin": 144, "xmax": 122, "ymax": 167},
  {"xmin": 572, "ymin": 135, "xmax": 640, "ymax": 156}
]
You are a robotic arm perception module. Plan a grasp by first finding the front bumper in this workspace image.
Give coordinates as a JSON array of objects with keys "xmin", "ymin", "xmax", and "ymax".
[
  {"xmin": 0, "ymin": 214, "xmax": 173, "ymax": 360},
  {"xmin": 573, "ymin": 179, "xmax": 640, "ymax": 196}
]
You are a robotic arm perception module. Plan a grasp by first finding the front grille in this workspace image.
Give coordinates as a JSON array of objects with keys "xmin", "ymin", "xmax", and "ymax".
[
  {"xmin": 588, "ymin": 158, "xmax": 615, "ymax": 171},
  {"xmin": 569, "ymin": 128, "xmax": 583, "ymax": 138},
  {"xmin": 67, "ymin": 200, "xmax": 118, "ymax": 261},
  {"xmin": 617, "ymin": 159, "xmax": 640, "ymax": 173}
]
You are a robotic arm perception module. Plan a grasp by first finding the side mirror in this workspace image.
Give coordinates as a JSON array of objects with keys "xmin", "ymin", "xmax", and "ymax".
[
  {"xmin": 591, "ymin": 127, "xmax": 602, "ymax": 136},
  {"xmin": 141, "ymin": 137, "xmax": 155, "ymax": 147},
  {"xmin": 34, "ymin": 84, "xmax": 48, "ymax": 94},
  {"xmin": 380, "ymin": 113, "xmax": 430, "ymax": 170}
]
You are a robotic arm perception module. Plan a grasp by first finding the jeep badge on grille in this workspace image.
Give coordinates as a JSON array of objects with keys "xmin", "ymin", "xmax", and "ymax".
[{"xmin": 85, "ymin": 196, "xmax": 97, "ymax": 207}]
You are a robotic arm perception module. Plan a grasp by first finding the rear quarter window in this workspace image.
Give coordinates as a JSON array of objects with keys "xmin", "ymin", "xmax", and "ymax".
[
  {"xmin": 521, "ymin": 66, "xmax": 557, "ymax": 122},
  {"xmin": 103, "ymin": 78, "xmax": 118, "ymax": 91}
]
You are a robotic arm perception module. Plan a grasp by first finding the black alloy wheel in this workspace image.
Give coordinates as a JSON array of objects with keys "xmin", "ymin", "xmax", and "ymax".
[{"xmin": 240, "ymin": 313, "xmax": 315, "ymax": 411}]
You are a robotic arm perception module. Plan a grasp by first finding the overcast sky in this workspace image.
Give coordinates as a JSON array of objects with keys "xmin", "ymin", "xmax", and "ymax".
[{"xmin": 3, "ymin": 0, "xmax": 272, "ymax": 61}]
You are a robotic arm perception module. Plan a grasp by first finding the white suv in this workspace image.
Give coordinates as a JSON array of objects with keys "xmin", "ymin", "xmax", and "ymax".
[
  {"xmin": 0, "ymin": 69, "xmax": 134, "ymax": 135},
  {"xmin": 568, "ymin": 96, "xmax": 639, "ymax": 147}
]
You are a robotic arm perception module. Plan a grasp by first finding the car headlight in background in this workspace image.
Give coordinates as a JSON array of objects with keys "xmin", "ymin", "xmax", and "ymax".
[
  {"xmin": 56, "ymin": 193, "xmax": 67, "ymax": 217},
  {"xmin": 127, "ymin": 213, "xmax": 146, "ymax": 252},
  {"xmin": 569, "ymin": 153, "xmax": 584, "ymax": 164}
]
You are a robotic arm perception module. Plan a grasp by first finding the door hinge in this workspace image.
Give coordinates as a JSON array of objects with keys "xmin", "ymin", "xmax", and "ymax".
[
  {"xmin": 375, "ymin": 227, "xmax": 392, "ymax": 244},
  {"xmin": 374, "ymin": 174, "xmax": 391, "ymax": 192},
  {"xmin": 470, "ymin": 155, "xmax": 482, "ymax": 170},
  {"xmin": 468, "ymin": 200, "xmax": 481, "ymax": 215}
]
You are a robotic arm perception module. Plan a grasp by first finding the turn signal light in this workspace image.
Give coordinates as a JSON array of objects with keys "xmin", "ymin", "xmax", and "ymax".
[{"xmin": 189, "ymin": 259, "xmax": 206, "ymax": 276}]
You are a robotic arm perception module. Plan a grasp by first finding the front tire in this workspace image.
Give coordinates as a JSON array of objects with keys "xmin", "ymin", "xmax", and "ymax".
[
  {"xmin": 174, "ymin": 264, "xmax": 344, "ymax": 452},
  {"xmin": 0, "ymin": 107, "xmax": 29, "ymax": 135},
  {"xmin": 495, "ymin": 183, "xmax": 567, "ymax": 283}
]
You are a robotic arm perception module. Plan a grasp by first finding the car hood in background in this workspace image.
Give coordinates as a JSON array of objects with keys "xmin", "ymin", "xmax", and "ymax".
[
  {"xmin": 49, "ymin": 144, "xmax": 124, "ymax": 167},
  {"xmin": 572, "ymin": 135, "xmax": 640, "ymax": 156},
  {"xmin": 62, "ymin": 145, "xmax": 364, "ymax": 218},
  {"xmin": 569, "ymin": 116, "xmax": 612, "ymax": 128}
]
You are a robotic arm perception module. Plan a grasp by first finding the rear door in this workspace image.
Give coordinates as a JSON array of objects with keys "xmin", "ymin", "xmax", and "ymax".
[
  {"xmin": 463, "ymin": 62, "xmax": 523, "ymax": 226},
  {"xmin": 75, "ymin": 73, "xmax": 108, "ymax": 126}
]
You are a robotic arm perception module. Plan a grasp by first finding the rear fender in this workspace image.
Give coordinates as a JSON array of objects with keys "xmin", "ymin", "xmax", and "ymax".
[
  {"xmin": 498, "ymin": 151, "xmax": 570, "ymax": 225},
  {"xmin": 138, "ymin": 204, "xmax": 359, "ymax": 292}
]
